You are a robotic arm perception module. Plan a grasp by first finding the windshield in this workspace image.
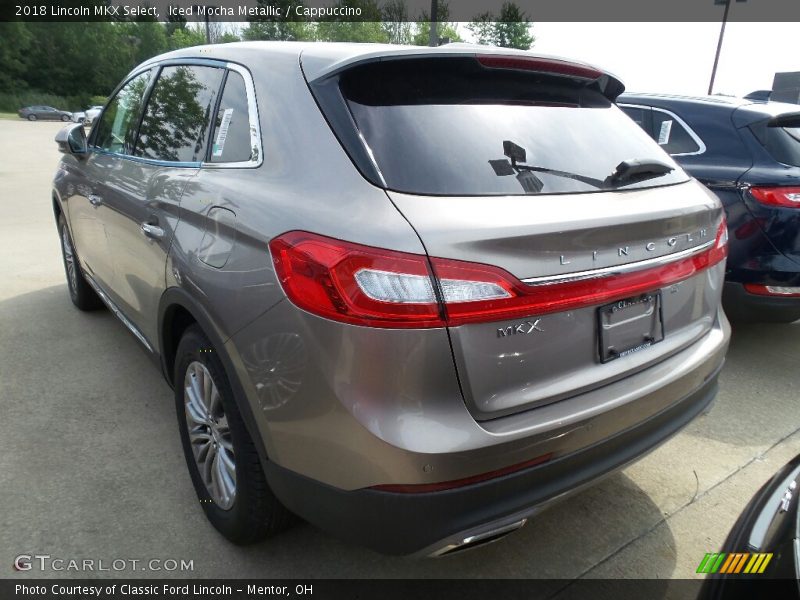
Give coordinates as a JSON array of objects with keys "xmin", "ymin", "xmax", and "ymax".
[{"xmin": 338, "ymin": 58, "xmax": 688, "ymax": 196}]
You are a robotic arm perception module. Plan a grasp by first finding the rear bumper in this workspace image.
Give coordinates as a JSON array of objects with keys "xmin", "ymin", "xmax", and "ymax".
[
  {"xmin": 264, "ymin": 351, "xmax": 726, "ymax": 556},
  {"xmin": 722, "ymin": 281, "xmax": 800, "ymax": 323}
]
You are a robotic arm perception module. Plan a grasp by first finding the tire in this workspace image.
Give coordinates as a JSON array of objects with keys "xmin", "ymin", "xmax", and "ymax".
[
  {"xmin": 174, "ymin": 325, "xmax": 294, "ymax": 544},
  {"xmin": 27, "ymin": 114, "xmax": 36, "ymax": 121},
  {"xmin": 61, "ymin": 115, "xmax": 70, "ymax": 122},
  {"xmin": 58, "ymin": 215, "xmax": 103, "ymax": 311}
]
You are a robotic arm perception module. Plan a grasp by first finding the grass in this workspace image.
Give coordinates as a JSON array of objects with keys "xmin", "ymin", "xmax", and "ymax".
[{"xmin": 0, "ymin": 112, "xmax": 19, "ymax": 120}]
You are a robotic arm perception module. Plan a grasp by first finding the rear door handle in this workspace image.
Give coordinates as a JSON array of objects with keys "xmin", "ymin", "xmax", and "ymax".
[
  {"xmin": 88, "ymin": 194, "xmax": 103, "ymax": 207},
  {"xmin": 141, "ymin": 222, "xmax": 165, "ymax": 240}
]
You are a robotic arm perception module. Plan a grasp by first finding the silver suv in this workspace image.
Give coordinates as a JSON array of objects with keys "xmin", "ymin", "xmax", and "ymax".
[{"xmin": 52, "ymin": 43, "xmax": 730, "ymax": 556}]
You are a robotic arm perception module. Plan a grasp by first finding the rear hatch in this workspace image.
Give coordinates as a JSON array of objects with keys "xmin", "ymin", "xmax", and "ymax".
[{"xmin": 305, "ymin": 50, "xmax": 726, "ymax": 420}]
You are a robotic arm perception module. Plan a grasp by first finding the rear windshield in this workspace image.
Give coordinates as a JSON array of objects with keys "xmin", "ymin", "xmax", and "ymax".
[
  {"xmin": 335, "ymin": 58, "xmax": 687, "ymax": 196},
  {"xmin": 750, "ymin": 120, "xmax": 800, "ymax": 168}
]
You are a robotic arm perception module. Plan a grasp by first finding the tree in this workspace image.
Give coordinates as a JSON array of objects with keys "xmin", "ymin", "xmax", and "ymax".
[
  {"xmin": 118, "ymin": 20, "xmax": 169, "ymax": 66},
  {"xmin": 165, "ymin": 5, "xmax": 187, "ymax": 37},
  {"xmin": 216, "ymin": 29, "xmax": 242, "ymax": 44},
  {"xmin": 24, "ymin": 23, "xmax": 130, "ymax": 98},
  {"xmin": 411, "ymin": 1, "xmax": 462, "ymax": 46},
  {"xmin": 0, "ymin": 22, "xmax": 32, "ymax": 90},
  {"xmin": 169, "ymin": 26, "xmax": 207, "ymax": 49},
  {"xmin": 467, "ymin": 2, "xmax": 534, "ymax": 50},
  {"xmin": 316, "ymin": 0, "xmax": 389, "ymax": 43},
  {"xmin": 381, "ymin": 0, "xmax": 413, "ymax": 45},
  {"xmin": 242, "ymin": 0, "xmax": 315, "ymax": 41}
]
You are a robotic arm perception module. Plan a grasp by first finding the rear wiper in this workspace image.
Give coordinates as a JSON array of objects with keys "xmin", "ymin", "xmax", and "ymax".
[
  {"xmin": 489, "ymin": 142, "xmax": 675, "ymax": 193},
  {"xmin": 489, "ymin": 140, "xmax": 606, "ymax": 192},
  {"xmin": 604, "ymin": 159, "xmax": 674, "ymax": 187}
]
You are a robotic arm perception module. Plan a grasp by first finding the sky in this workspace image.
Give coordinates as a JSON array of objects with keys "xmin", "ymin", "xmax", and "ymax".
[
  {"xmin": 504, "ymin": 22, "xmax": 798, "ymax": 98},
  {"xmin": 217, "ymin": 20, "xmax": 796, "ymax": 99}
]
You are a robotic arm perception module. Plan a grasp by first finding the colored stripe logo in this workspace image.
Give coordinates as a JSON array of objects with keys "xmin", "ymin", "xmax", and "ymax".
[{"xmin": 696, "ymin": 552, "xmax": 773, "ymax": 574}]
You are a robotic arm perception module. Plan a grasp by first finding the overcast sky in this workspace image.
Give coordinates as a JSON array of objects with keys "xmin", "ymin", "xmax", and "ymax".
[
  {"xmin": 219, "ymin": 20, "xmax": 796, "ymax": 98},
  {"xmin": 504, "ymin": 22, "xmax": 798, "ymax": 97}
]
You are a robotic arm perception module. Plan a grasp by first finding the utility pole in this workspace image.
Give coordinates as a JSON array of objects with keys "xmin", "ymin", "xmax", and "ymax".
[
  {"xmin": 708, "ymin": 0, "xmax": 747, "ymax": 95},
  {"xmin": 428, "ymin": 0, "xmax": 438, "ymax": 47}
]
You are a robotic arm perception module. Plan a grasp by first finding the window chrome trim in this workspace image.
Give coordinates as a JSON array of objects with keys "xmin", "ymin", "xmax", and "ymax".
[
  {"xmin": 619, "ymin": 103, "xmax": 707, "ymax": 157},
  {"xmin": 522, "ymin": 239, "xmax": 715, "ymax": 286},
  {"xmin": 89, "ymin": 60, "xmax": 262, "ymax": 169},
  {"xmin": 201, "ymin": 62, "xmax": 263, "ymax": 169}
]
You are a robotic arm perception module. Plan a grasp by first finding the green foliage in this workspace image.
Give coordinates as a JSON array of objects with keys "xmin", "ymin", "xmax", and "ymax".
[
  {"xmin": 0, "ymin": 91, "xmax": 87, "ymax": 113},
  {"xmin": 467, "ymin": 1, "xmax": 535, "ymax": 50},
  {"xmin": 381, "ymin": 0, "xmax": 413, "ymax": 45},
  {"xmin": 316, "ymin": 21, "xmax": 389, "ymax": 43},
  {"xmin": 216, "ymin": 31, "xmax": 242, "ymax": 44},
  {"xmin": 118, "ymin": 20, "xmax": 169, "ymax": 65},
  {"xmin": 411, "ymin": 22, "xmax": 462, "ymax": 46},
  {"xmin": 3, "ymin": 5, "xmax": 535, "ymax": 114},
  {"xmin": 242, "ymin": 0, "xmax": 315, "ymax": 41},
  {"xmin": 169, "ymin": 27, "xmax": 206, "ymax": 49},
  {"xmin": 0, "ymin": 23, "xmax": 33, "ymax": 91},
  {"xmin": 316, "ymin": 0, "xmax": 388, "ymax": 43},
  {"xmin": 410, "ymin": 1, "xmax": 462, "ymax": 46}
]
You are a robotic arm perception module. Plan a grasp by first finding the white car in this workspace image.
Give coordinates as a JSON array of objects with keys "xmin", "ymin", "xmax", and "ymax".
[{"xmin": 73, "ymin": 105, "xmax": 104, "ymax": 126}]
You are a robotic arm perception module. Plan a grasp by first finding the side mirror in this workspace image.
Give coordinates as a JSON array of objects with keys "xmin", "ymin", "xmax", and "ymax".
[{"xmin": 55, "ymin": 123, "xmax": 88, "ymax": 156}]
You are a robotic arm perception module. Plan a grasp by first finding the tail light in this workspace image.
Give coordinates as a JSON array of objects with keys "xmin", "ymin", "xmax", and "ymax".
[
  {"xmin": 744, "ymin": 284, "xmax": 800, "ymax": 297},
  {"xmin": 749, "ymin": 186, "xmax": 800, "ymax": 208},
  {"xmin": 269, "ymin": 220, "xmax": 727, "ymax": 329}
]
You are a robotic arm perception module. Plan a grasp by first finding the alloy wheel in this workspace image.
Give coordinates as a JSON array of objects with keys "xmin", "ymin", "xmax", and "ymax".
[
  {"xmin": 183, "ymin": 361, "xmax": 236, "ymax": 510},
  {"xmin": 61, "ymin": 227, "xmax": 78, "ymax": 295}
]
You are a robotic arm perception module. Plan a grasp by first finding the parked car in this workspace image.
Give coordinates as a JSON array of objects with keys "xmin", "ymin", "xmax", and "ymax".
[
  {"xmin": 83, "ymin": 105, "xmax": 103, "ymax": 126},
  {"xmin": 619, "ymin": 93, "xmax": 800, "ymax": 323},
  {"xmin": 698, "ymin": 454, "xmax": 799, "ymax": 598},
  {"xmin": 18, "ymin": 105, "xmax": 72, "ymax": 121},
  {"xmin": 52, "ymin": 43, "xmax": 730, "ymax": 556},
  {"xmin": 72, "ymin": 106, "xmax": 104, "ymax": 125}
]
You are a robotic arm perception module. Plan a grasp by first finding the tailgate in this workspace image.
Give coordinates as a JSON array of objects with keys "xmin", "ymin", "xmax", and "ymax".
[
  {"xmin": 389, "ymin": 183, "xmax": 724, "ymax": 419},
  {"xmin": 306, "ymin": 49, "xmax": 727, "ymax": 420}
]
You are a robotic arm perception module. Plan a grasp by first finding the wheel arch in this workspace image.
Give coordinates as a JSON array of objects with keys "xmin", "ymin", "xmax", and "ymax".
[
  {"xmin": 158, "ymin": 287, "xmax": 272, "ymax": 471},
  {"xmin": 52, "ymin": 190, "xmax": 63, "ymax": 225}
]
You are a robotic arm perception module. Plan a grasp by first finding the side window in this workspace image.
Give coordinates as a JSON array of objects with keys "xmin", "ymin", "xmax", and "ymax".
[
  {"xmin": 652, "ymin": 111, "xmax": 701, "ymax": 155},
  {"xmin": 93, "ymin": 70, "xmax": 152, "ymax": 154},
  {"xmin": 210, "ymin": 71, "xmax": 255, "ymax": 163},
  {"xmin": 620, "ymin": 106, "xmax": 651, "ymax": 134},
  {"xmin": 135, "ymin": 65, "xmax": 224, "ymax": 163}
]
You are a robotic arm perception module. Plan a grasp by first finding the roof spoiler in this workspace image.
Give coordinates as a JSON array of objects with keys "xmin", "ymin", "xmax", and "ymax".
[
  {"xmin": 302, "ymin": 49, "xmax": 625, "ymax": 101},
  {"xmin": 768, "ymin": 112, "xmax": 800, "ymax": 128}
]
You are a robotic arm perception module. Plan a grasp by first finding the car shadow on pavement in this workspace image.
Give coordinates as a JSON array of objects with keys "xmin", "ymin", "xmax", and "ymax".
[{"xmin": 0, "ymin": 285, "xmax": 676, "ymax": 581}]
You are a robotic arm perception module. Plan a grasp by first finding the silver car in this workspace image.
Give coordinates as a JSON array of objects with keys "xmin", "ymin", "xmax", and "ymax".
[{"xmin": 52, "ymin": 42, "xmax": 730, "ymax": 556}]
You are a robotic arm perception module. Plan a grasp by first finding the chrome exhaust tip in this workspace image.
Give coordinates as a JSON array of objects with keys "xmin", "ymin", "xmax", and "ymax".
[{"xmin": 428, "ymin": 518, "xmax": 528, "ymax": 558}]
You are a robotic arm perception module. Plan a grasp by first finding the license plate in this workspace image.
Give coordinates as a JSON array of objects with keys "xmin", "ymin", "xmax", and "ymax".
[{"xmin": 597, "ymin": 292, "xmax": 664, "ymax": 363}]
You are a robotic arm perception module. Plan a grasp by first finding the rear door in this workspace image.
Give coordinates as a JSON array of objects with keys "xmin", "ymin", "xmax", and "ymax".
[
  {"xmin": 101, "ymin": 63, "xmax": 225, "ymax": 346},
  {"xmin": 312, "ymin": 55, "xmax": 725, "ymax": 420}
]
